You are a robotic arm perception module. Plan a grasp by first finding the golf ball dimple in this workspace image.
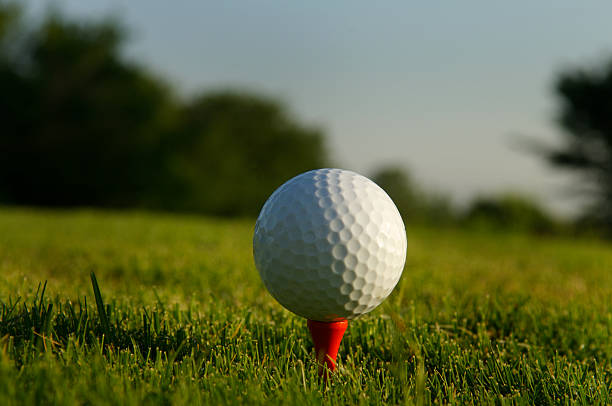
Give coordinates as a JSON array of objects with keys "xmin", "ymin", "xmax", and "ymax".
[{"xmin": 253, "ymin": 168, "xmax": 407, "ymax": 321}]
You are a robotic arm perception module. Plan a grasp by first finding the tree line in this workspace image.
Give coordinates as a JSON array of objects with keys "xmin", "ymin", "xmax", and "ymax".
[
  {"xmin": 2, "ymin": 3, "xmax": 612, "ymax": 236},
  {"xmin": 0, "ymin": 4, "xmax": 326, "ymax": 216}
]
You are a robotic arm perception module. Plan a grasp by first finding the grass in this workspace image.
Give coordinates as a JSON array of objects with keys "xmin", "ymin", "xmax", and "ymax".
[{"xmin": 0, "ymin": 207, "xmax": 611, "ymax": 405}]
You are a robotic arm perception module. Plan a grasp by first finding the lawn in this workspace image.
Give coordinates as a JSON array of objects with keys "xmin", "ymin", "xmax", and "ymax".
[{"xmin": 0, "ymin": 207, "xmax": 611, "ymax": 404}]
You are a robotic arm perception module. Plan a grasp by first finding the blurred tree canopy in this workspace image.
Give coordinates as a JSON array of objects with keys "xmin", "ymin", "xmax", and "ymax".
[
  {"xmin": 167, "ymin": 92, "xmax": 326, "ymax": 215},
  {"xmin": 372, "ymin": 167, "xmax": 564, "ymax": 235},
  {"xmin": 463, "ymin": 194, "xmax": 561, "ymax": 235},
  {"xmin": 0, "ymin": 9, "xmax": 176, "ymax": 207},
  {"xmin": 372, "ymin": 166, "xmax": 454, "ymax": 225},
  {"xmin": 537, "ymin": 59, "xmax": 612, "ymax": 233},
  {"xmin": 0, "ymin": 3, "xmax": 327, "ymax": 215}
]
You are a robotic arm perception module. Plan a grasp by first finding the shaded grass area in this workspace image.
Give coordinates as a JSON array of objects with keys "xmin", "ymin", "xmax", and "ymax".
[{"xmin": 0, "ymin": 207, "xmax": 611, "ymax": 404}]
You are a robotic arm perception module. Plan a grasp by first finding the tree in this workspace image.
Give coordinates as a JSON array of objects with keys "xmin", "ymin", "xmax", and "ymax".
[
  {"xmin": 0, "ymin": 3, "xmax": 329, "ymax": 215},
  {"xmin": 372, "ymin": 168, "xmax": 421, "ymax": 220},
  {"xmin": 463, "ymin": 194, "xmax": 560, "ymax": 234},
  {"xmin": 0, "ymin": 9, "xmax": 178, "ymax": 207},
  {"xmin": 167, "ymin": 91, "xmax": 328, "ymax": 215},
  {"xmin": 372, "ymin": 166, "xmax": 454, "ymax": 225},
  {"xmin": 541, "ymin": 59, "xmax": 612, "ymax": 232}
]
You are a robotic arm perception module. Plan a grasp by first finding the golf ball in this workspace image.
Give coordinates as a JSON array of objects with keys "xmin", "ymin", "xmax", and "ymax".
[{"xmin": 253, "ymin": 168, "xmax": 407, "ymax": 321}]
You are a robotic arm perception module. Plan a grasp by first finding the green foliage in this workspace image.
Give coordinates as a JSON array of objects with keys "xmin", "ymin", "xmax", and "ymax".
[
  {"xmin": 373, "ymin": 166, "xmax": 455, "ymax": 226},
  {"xmin": 166, "ymin": 92, "xmax": 327, "ymax": 215},
  {"xmin": 535, "ymin": 58, "xmax": 612, "ymax": 233},
  {"xmin": 0, "ymin": 2, "xmax": 20, "ymax": 45},
  {"xmin": 463, "ymin": 194, "xmax": 562, "ymax": 234},
  {"xmin": 0, "ymin": 3, "xmax": 327, "ymax": 215},
  {"xmin": 0, "ymin": 12, "xmax": 178, "ymax": 207},
  {"xmin": 1, "ymin": 208, "xmax": 611, "ymax": 404}
]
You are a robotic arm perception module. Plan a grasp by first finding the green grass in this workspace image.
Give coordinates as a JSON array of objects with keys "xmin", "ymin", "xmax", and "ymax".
[{"xmin": 0, "ymin": 207, "xmax": 611, "ymax": 405}]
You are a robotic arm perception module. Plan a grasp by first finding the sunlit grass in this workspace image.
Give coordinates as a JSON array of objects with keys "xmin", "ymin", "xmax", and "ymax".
[{"xmin": 0, "ymin": 207, "xmax": 611, "ymax": 404}]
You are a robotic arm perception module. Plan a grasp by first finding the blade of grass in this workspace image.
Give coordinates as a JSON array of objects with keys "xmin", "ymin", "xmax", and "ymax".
[{"xmin": 90, "ymin": 272, "xmax": 111, "ymax": 341}]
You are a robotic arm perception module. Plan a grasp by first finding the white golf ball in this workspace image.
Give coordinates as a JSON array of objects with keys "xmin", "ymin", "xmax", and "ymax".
[{"xmin": 253, "ymin": 168, "xmax": 407, "ymax": 321}]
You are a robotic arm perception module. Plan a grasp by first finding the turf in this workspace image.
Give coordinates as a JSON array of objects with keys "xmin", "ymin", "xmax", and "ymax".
[{"xmin": 0, "ymin": 207, "xmax": 611, "ymax": 405}]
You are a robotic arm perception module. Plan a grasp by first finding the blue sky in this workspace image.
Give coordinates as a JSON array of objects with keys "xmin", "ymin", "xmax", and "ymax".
[{"xmin": 26, "ymin": 1, "xmax": 612, "ymax": 215}]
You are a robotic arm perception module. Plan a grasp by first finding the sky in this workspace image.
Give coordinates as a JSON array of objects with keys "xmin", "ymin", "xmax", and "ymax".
[{"xmin": 25, "ymin": 1, "xmax": 612, "ymax": 216}]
